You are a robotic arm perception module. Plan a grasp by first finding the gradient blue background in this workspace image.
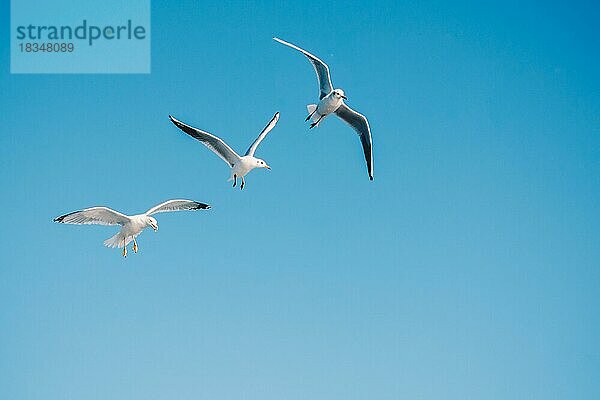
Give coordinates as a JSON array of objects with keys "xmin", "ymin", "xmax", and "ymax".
[{"xmin": 1, "ymin": 1, "xmax": 599, "ymax": 399}]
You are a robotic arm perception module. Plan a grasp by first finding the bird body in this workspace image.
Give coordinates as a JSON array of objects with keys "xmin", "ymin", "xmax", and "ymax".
[
  {"xmin": 317, "ymin": 90, "xmax": 345, "ymax": 115},
  {"xmin": 308, "ymin": 89, "xmax": 347, "ymax": 127},
  {"xmin": 103, "ymin": 214, "xmax": 156, "ymax": 249},
  {"xmin": 229, "ymin": 155, "xmax": 268, "ymax": 181}
]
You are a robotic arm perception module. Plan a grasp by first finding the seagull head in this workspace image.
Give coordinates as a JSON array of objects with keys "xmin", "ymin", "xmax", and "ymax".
[
  {"xmin": 146, "ymin": 216, "xmax": 159, "ymax": 231},
  {"xmin": 333, "ymin": 89, "xmax": 347, "ymax": 100},
  {"xmin": 255, "ymin": 158, "xmax": 271, "ymax": 170}
]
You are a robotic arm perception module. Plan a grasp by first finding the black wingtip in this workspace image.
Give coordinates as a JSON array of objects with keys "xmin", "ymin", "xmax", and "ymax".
[
  {"xmin": 54, "ymin": 210, "xmax": 79, "ymax": 223},
  {"xmin": 194, "ymin": 202, "xmax": 211, "ymax": 210},
  {"xmin": 370, "ymin": 176, "xmax": 374, "ymax": 181},
  {"xmin": 169, "ymin": 115, "xmax": 184, "ymax": 130}
]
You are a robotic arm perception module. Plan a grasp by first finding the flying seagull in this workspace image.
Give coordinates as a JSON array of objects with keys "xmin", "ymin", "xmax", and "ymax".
[
  {"xmin": 54, "ymin": 199, "xmax": 211, "ymax": 257},
  {"xmin": 273, "ymin": 37, "xmax": 374, "ymax": 180},
  {"xmin": 169, "ymin": 112, "xmax": 279, "ymax": 189}
]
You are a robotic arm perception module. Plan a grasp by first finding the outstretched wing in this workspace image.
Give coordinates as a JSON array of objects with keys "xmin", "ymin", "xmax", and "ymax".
[
  {"xmin": 169, "ymin": 115, "xmax": 241, "ymax": 167},
  {"xmin": 54, "ymin": 207, "xmax": 131, "ymax": 226},
  {"xmin": 273, "ymin": 37, "xmax": 333, "ymax": 99},
  {"xmin": 245, "ymin": 112, "xmax": 280, "ymax": 156},
  {"xmin": 145, "ymin": 199, "xmax": 211, "ymax": 216},
  {"xmin": 334, "ymin": 104, "xmax": 374, "ymax": 180}
]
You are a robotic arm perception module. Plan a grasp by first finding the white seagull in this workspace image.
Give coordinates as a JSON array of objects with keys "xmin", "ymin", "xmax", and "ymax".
[
  {"xmin": 273, "ymin": 37, "xmax": 374, "ymax": 180},
  {"xmin": 169, "ymin": 112, "xmax": 279, "ymax": 189},
  {"xmin": 54, "ymin": 199, "xmax": 211, "ymax": 257}
]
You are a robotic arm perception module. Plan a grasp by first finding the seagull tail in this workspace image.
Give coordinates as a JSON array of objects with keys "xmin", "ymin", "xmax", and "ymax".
[
  {"xmin": 307, "ymin": 104, "xmax": 322, "ymax": 126},
  {"xmin": 104, "ymin": 231, "xmax": 132, "ymax": 248}
]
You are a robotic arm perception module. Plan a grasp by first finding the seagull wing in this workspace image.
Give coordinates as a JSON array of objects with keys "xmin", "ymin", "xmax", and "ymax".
[
  {"xmin": 244, "ymin": 112, "xmax": 280, "ymax": 156},
  {"xmin": 334, "ymin": 104, "xmax": 374, "ymax": 180},
  {"xmin": 54, "ymin": 207, "xmax": 131, "ymax": 226},
  {"xmin": 145, "ymin": 199, "xmax": 211, "ymax": 216},
  {"xmin": 273, "ymin": 37, "xmax": 333, "ymax": 99},
  {"xmin": 169, "ymin": 115, "xmax": 241, "ymax": 167}
]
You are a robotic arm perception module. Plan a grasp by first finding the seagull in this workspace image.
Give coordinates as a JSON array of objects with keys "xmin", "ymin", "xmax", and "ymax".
[
  {"xmin": 273, "ymin": 37, "xmax": 374, "ymax": 180},
  {"xmin": 169, "ymin": 112, "xmax": 279, "ymax": 189},
  {"xmin": 54, "ymin": 199, "xmax": 211, "ymax": 257}
]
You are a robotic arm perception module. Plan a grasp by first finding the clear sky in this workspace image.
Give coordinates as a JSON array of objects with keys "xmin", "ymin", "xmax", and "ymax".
[{"xmin": 1, "ymin": 1, "xmax": 600, "ymax": 399}]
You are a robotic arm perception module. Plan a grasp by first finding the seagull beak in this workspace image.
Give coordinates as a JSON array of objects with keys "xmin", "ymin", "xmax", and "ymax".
[
  {"xmin": 341, "ymin": 95, "xmax": 348, "ymax": 100},
  {"xmin": 265, "ymin": 165, "xmax": 271, "ymax": 170}
]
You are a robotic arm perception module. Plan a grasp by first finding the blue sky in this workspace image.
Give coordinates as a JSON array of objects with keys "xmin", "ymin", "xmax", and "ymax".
[{"xmin": 1, "ymin": 1, "xmax": 600, "ymax": 399}]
